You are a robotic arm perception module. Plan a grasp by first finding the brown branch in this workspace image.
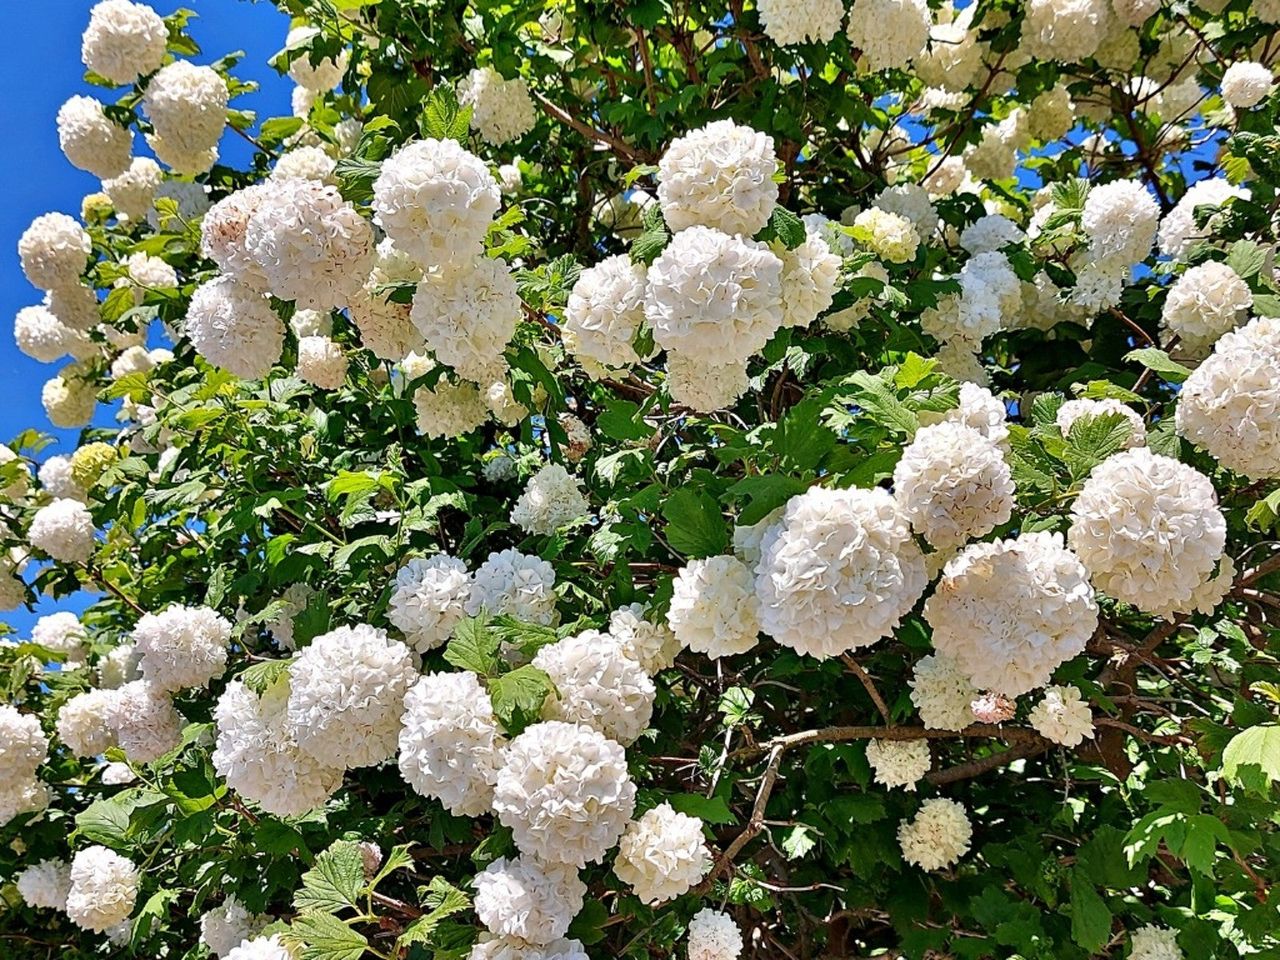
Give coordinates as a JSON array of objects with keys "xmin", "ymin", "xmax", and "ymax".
[
  {"xmin": 532, "ymin": 92, "xmax": 646, "ymax": 162},
  {"xmin": 840, "ymin": 655, "xmax": 893, "ymax": 724},
  {"xmin": 696, "ymin": 743, "xmax": 785, "ymax": 891},
  {"xmin": 925, "ymin": 738, "xmax": 1051, "ymax": 786},
  {"xmin": 730, "ymin": 723, "xmax": 1041, "ymax": 761}
]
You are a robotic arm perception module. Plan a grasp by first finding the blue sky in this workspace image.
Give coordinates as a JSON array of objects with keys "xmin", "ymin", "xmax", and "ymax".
[{"xmin": 2, "ymin": 0, "xmax": 292, "ymax": 636}]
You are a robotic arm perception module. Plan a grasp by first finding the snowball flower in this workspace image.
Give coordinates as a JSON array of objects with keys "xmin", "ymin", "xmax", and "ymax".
[
  {"xmin": 225, "ymin": 935, "xmax": 296, "ymax": 960},
  {"xmin": 29, "ymin": 497, "xmax": 96, "ymax": 564},
  {"xmin": 0, "ymin": 777, "xmax": 49, "ymax": 826},
  {"xmin": 666, "ymin": 353, "xmax": 752, "ymax": 412},
  {"xmin": 687, "ymin": 909, "xmax": 744, "ymax": 960},
  {"xmin": 612, "ymin": 802, "xmax": 710, "ymax": 904},
  {"xmin": 492, "ymin": 720, "xmax": 637, "ymax": 867},
  {"xmin": 185, "ymin": 277, "xmax": 285, "ymax": 380},
  {"xmin": 1029, "ymin": 684, "xmax": 1095, "ymax": 746},
  {"xmin": 388, "ymin": 554, "xmax": 473, "ymax": 652},
  {"xmin": 1221, "ymin": 61, "xmax": 1274, "ymax": 109},
  {"xmin": 1159, "ymin": 179, "xmax": 1248, "ymax": 258},
  {"xmin": 98, "ymin": 642, "xmax": 141, "ymax": 689},
  {"xmin": 42, "ymin": 369, "xmax": 98, "ymax": 428},
  {"xmin": 102, "ymin": 156, "xmax": 163, "ymax": 221},
  {"xmin": 645, "ymin": 226, "xmax": 783, "ymax": 364},
  {"xmin": 852, "ymin": 208, "xmax": 920, "ymax": 264},
  {"xmin": 1068, "ymin": 448, "xmax": 1226, "ymax": 617},
  {"xmin": 399, "ymin": 670, "xmax": 506, "ymax": 816},
  {"xmin": 106, "ymin": 680, "xmax": 183, "ymax": 763},
  {"xmin": 473, "ymin": 856, "xmax": 586, "ymax": 945},
  {"xmin": 757, "ymin": 0, "xmax": 844, "ymax": 45},
  {"xmin": 14, "ymin": 304, "xmax": 90, "ymax": 363},
  {"xmin": 200, "ymin": 184, "xmax": 272, "ymax": 290},
  {"xmin": 272, "ymin": 144, "xmax": 338, "ymax": 184},
  {"xmin": 65, "ymin": 846, "xmax": 139, "ymax": 932},
  {"xmin": 458, "ymin": 67, "xmax": 537, "ymax": 144},
  {"xmin": 199, "ymin": 895, "xmax": 271, "ymax": 959},
  {"xmin": 56, "ymin": 95, "xmax": 132, "ymax": 179},
  {"xmin": 213, "ymin": 677, "xmax": 344, "ymax": 817},
  {"xmin": 777, "ymin": 235, "xmax": 842, "ymax": 328},
  {"xmin": 533, "ymin": 631, "xmax": 656, "ymax": 745},
  {"xmin": 846, "ymin": 0, "xmax": 931, "ymax": 70},
  {"xmin": 39, "ymin": 454, "xmax": 87, "ymax": 502},
  {"xmin": 285, "ymin": 26, "xmax": 350, "ymax": 91},
  {"xmin": 1020, "ymin": 0, "xmax": 1107, "ymax": 62},
  {"xmin": 925, "ymin": 532, "xmax": 1097, "ymax": 696},
  {"xmin": 1130, "ymin": 925, "xmax": 1183, "ymax": 960},
  {"xmin": 413, "ymin": 378, "xmax": 489, "ymax": 439},
  {"xmin": 132, "ymin": 603, "xmax": 232, "ymax": 693},
  {"xmin": 657, "ymin": 120, "xmax": 778, "ymax": 235},
  {"xmin": 1160, "ymin": 260, "xmax": 1252, "ymax": 355},
  {"xmin": 1056, "ymin": 398, "xmax": 1146, "ymax": 448},
  {"xmin": 873, "ymin": 183, "xmax": 939, "ymax": 236},
  {"xmin": 959, "ymin": 215, "xmax": 1025, "ymax": 254},
  {"xmin": 1082, "ymin": 179, "xmax": 1160, "ymax": 271},
  {"xmin": 243, "ymin": 178, "xmax": 374, "ymax": 310},
  {"xmin": 57, "ymin": 689, "xmax": 121, "ymax": 757},
  {"xmin": 1176, "ymin": 316, "xmax": 1280, "ymax": 478},
  {"xmin": 564, "ymin": 255, "xmax": 648, "ymax": 372},
  {"xmin": 466, "ymin": 548, "xmax": 558, "ymax": 625},
  {"xmin": 668, "ymin": 554, "xmax": 761, "ymax": 658},
  {"xmin": 929, "ymin": 382, "xmax": 1009, "ymax": 446},
  {"xmin": 143, "ymin": 61, "xmax": 230, "ymax": 174},
  {"xmin": 756, "ymin": 487, "xmax": 927, "ymax": 658},
  {"xmin": 411, "ymin": 258, "xmax": 519, "ymax": 381},
  {"xmin": 898, "ymin": 798, "xmax": 973, "ymax": 871},
  {"xmin": 287, "ymin": 624, "xmax": 417, "ymax": 769},
  {"xmin": 297, "ymin": 335, "xmax": 348, "ymax": 389},
  {"xmin": 608, "ymin": 603, "xmax": 680, "ymax": 674},
  {"xmin": 372, "ymin": 139, "xmax": 500, "ymax": 267},
  {"xmin": 0, "ymin": 705, "xmax": 49, "ymax": 781},
  {"xmin": 17, "ymin": 859, "xmax": 71, "ymax": 910},
  {"xmin": 81, "ymin": 0, "xmax": 167, "ymax": 84},
  {"xmin": 892, "ymin": 422, "xmax": 1015, "ymax": 549},
  {"xmin": 18, "ymin": 213, "xmax": 91, "ymax": 292},
  {"xmin": 290, "ymin": 309, "xmax": 332, "ymax": 339},
  {"xmin": 866, "ymin": 738, "xmax": 932, "ymax": 790},
  {"xmin": 511, "ymin": 464, "xmax": 591, "ymax": 535},
  {"xmin": 469, "ymin": 938, "xmax": 589, "ymax": 960}
]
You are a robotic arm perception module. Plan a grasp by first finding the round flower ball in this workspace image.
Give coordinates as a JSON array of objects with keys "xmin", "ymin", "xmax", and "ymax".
[
  {"xmin": 399, "ymin": 670, "xmax": 506, "ymax": 817},
  {"xmin": 56, "ymin": 95, "xmax": 132, "ymax": 179},
  {"xmin": 410, "ymin": 257, "xmax": 519, "ymax": 382},
  {"xmin": 42, "ymin": 369, "xmax": 97, "ymax": 429},
  {"xmin": 866, "ymin": 738, "xmax": 932, "ymax": 791},
  {"xmin": 1020, "ymin": 0, "xmax": 1107, "ymax": 62},
  {"xmin": 665, "ymin": 352, "xmax": 752, "ymax": 413},
  {"xmin": 608, "ymin": 602, "xmax": 681, "ymax": 674},
  {"xmin": 185, "ymin": 277, "xmax": 285, "ymax": 380},
  {"xmin": 466, "ymin": 548, "xmax": 558, "ymax": 626},
  {"xmin": 1056, "ymin": 398, "xmax": 1146, "ymax": 448},
  {"xmin": 388, "ymin": 554, "xmax": 473, "ymax": 653},
  {"xmin": 199, "ymin": 895, "xmax": 271, "ymax": 959},
  {"xmin": 657, "ymin": 119, "xmax": 778, "ymax": 236},
  {"xmin": 65, "ymin": 845, "xmax": 139, "ymax": 932},
  {"xmin": 898, "ymin": 797, "xmax": 973, "ymax": 871},
  {"xmin": 1221, "ymin": 61, "xmax": 1274, "ymax": 109},
  {"xmin": 200, "ymin": 184, "xmax": 273, "ymax": 291},
  {"xmin": 131, "ymin": 603, "xmax": 232, "ymax": 693},
  {"xmin": 1159, "ymin": 178, "xmax": 1247, "ymax": 259},
  {"xmin": 19, "ymin": 213, "xmax": 91, "ymax": 293},
  {"xmin": 511, "ymin": 464, "xmax": 591, "ymax": 535},
  {"xmin": 1176, "ymin": 316, "xmax": 1280, "ymax": 478},
  {"xmin": 924, "ymin": 532, "xmax": 1097, "ymax": 696},
  {"xmin": 297, "ymin": 335, "xmax": 348, "ymax": 389},
  {"xmin": 757, "ymin": 0, "xmax": 844, "ymax": 46},
  {"xmin": 469, "ymin": 937, "xmax": 590, "ymax": 960},
  {"xmin": 0, "ymin": 704, "xmax": 49, "ymax": 781},
  {"xmin": 17, "ymin": 858, "xmax": 71, "ymax": 911},
  {"xmin": 613, "ymin": 802, "xmax": 711, "ymax": 904},
  {"xmin": 756, "ymin": 487, "xmax": 927, "ymax": 659},
  {"xmin": 285, "ymin": 25, "xmax": 350, "ymax": 91},
  {"xmin": 1068, "ymin": 448, "xmax": 1226, "ymax": 617},
  {"xmin": 102, "ymin": 156, "xmax": 163, "ymax": 222},
  {"xmin": 1029, "ymin": 685, "xmax": 1095, "ymax": 746},
  {"xmin": 909, "ymin": 653, "xmax": 978, "ymax": 731},
  {"xmin": 532, "ymin": 631, "xmax": 656, "ymax": 745},
  {"xmin": 106, "ymin": 680, "xmax": 183, "ymax": 763},
  {"xmin": 286, "ymin": 624, "xmax": 417, "ymax": 769},
  {"xmin": 225, "ymin": 935, "xmax": 296, "ymax": 960},
  {"xmin": 28, "ymin": 497, "xmax": 96, "ymax": 564},
  {"xmin": 1130, "ymin": 925, "xmax": 1183, "ymax": 960},
  {"xmin": 143, "ymin": 61, "xmax": 230, "ymax": 174},
  {"xmin": 645, "ymin": 226, "xmax": 783, "ymax": 365},
  {"xmin": 57, "ymin": 688, "xmax": 121, "ymax": 758},
  {"xmin": 81, "ymin": 0, "xmax": 167, "ymax": 85},
  {"xmin": 413, "ymin": 377, "xmax": 489, "ymax": 439},
  {"xmin": 564, "ymin": 254, "xmax": 649, "ymax": 373},
  {"xmin": 668, "ymin": 554, "xmax": 761, "ymax": 658},
  {"xmin": 372, "ymin": 139, "xmax": 500, "ymax": 268},
  {"xmin": 687, "ymin": 908, "xmax": 744, "ymax": 960},
  {"xmin": 473, "ymin": 856, "xmax": 586, "ymax": 945},
  {"xmin": 1081, "ymin": 178, "xmax": 1160, "ymax": 271},
  {"xmin": 846, "ymin": 0, "xmax": 931, "ymax": 71},
  {"xmin": 458, "ymin": 66, "xmax": 537, "ymax": 145},
  {"xmin": 16, "ymin": 302, "xmax": 90, "ymax": 364},
  {"xmin": 892, "ymin": 421, "xmax": 1015, "ymax": 550},
  {"xmin": 213, "ymin": 677, "xmax": 344, "ymax": 817},
  {"xmin": 777, "ymin": 234, "xmax": 842, "ymax": 329},
  {"xmin": 1160, "ymin": 260, "xmax": 1251, "ymax": 356},
  {"xmin": 492, "ymin": 720, "xmax": 637, "ymax": 868}
]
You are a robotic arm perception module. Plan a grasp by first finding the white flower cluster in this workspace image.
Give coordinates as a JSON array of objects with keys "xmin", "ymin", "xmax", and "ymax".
[
  {"xmin": 132, "ymin": 603, "xmax": 232, "ymax": 693},
  {"xmin": 0, "ymin": 705, "xmax": 49, "ymax": 825},
  {"xmin": 687, "ymin": 908, "xmax": 744, "ymax": 960},
  {"xmin": 613, "ymin": 802, "xmax": 711, "ymax": 904},
  {"xmin": 28, "ymin": 497, "xmax": 96, "ymax": 564},
  {"xmin": 1158, "ymin": 178, "xmax": 1247, "ymax": 258},
  {"xmin": 184, "ymin": 277, "xmax": 285, "ymax": 380},
  {"xmin": 1221, "ymin": 61, "xmax": 1274, "ymax": 109},
  {"xmin": 897, "ymin": 798, "xmax": 972, "ymax": 871},
  {"xmin": 65, "ymin": 845, "xmax": 139, "ymax": 932},
  {"xmin": 757, "ymin": 0, "xmax": 844, "ymax": 45},
  {"xmin": 1160, "ymin": 261, "xmax": 1251, "ymax": 356},
  {"xmin": 467, "ymin": 548, "xmax": 558, "ymax": 624},
  {"xmin": 399, "ymin": 671, "xmax": 506, "ymax": 816},
  {"xmin": 1081, "ymin": 179, "xmax": 1160, "ymax": 274},
  {"xmin": 200, "ymin": 895, "xmax": 271, "ymax": 958},
  {"xmin": 608, "ymin": 603, "xmax": 680, "ymax": 674},
  {"xmin": 1069, "ymin": 449, "xmax": 1226, "ymax": 617},
  {"xmin": 286, "ymin": 624, "xmax": 417, "ymax": 769},
  {"xmin": 892, "ymin": 422, "xmax": 1014, "ymax": 549},
  {"xmin": 459, "ymin": 67, "xmax": 537, "ymax": 145},
  {"xmin": 925, "ymin": 532, "xmax": 1097, "ymax": 696},
  {"xmin": 511, "ymin": 464, "xmax": 591, "ymax": 535},
  {"xmin": 563, "ymin": 255, "xmax": 649, "ymax": 374},
  {"xmin": 411, "ymin": 257, "xmax": 519, "ymax": 382},
  {"xmin": 143, "ymin": 61, "xmax": 230, "ymax": 173},
  {"xmin": 846, "ymin": 0, "xmax": 931, "ymax": 71},
  {"xmin": 225, "ymin": 934, "xmax": 296, "ymax": 960},
  {"xmin": 909, "ymin": 653, "xmax": 978, "ymax": 731},
  {"xmin": 1029, "ymin": 685, "xmax": 1095, "ymax": 746},
  {"xmin": 17, "ymin": 858, "xmax": 71, "ymax": 911},
  {"xmin": 492, "ymin": 720, "xmax": 637, "ymax": 867},
  {"xmin": 1176, "ymin": 316, "xmax": 1280, "ymax": 479},
  {"xmin": 866, "ymin": 739, "xmax": 932, "ymax": 790},
  {"xmin": 657, "ymin": 120, "xmax": 778, "ymax": 235},
  {"xmin": 57, "ymin": 688, "xmax": 120, "ymax": 758},
  {"xmin": 285, "ymin": 26, "xmax": 349, "ymax": 91},
  {"xmin": 1056, "ymin": 398, "xmax": 1146, "ymax": 448},
  {"xmin": 473, "ymin": 856, "xmax": 586, "ymax": 945},
  {"xmin": 19, "ymin": 213, "xmax": 91, "ymax": 293},
  {"xmin": 413, "ymin": 376, "xmax": 489, "ymax": 439},
  {"xmin": 81, "ymin": 0, "xmax": 167, "ymax": 85},
  {"xmin": 32, "ymin": 611, "xmax": 88, "ymax": 662},
  {"xmin": 668, "ymin": 554, "xmax": 761, "ymax": 658},
  {"xmin": 389, "ymin": 555, "xmax": 474, "ymax": 652},
  {"xmin": 1130, "ymin": 925, "xmax": 1184, "ymax": 960},
  {"xmin": 106, "ymin": 679, "xmax": 183, "ymax": 763},
  {"xmin": 533, "ymin": 631, "xmax": 655, "ymax": 745},
  {"xmin": 756, "ymin": 487, "xmax": 927, "ymax": 659},
  {"xmin": 56, "ymin": 95, "xmax": 132, "ymax": 179}
]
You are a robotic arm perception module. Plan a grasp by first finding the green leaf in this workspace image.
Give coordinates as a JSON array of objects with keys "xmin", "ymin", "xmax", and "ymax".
[
  {"xmin": 662, "ymin": 488, "xmax": 728, "ymax": 557},
  {"xmin": 727, "ymin": 474, "xmax": 807, "ymax": 526},
  {"xmin": 239, "ymin": 657, "xmax": 293, "ymax": 696},
  {"xmin": 1245, "ymin": 488, "xmax": 1280, "ymax": 533},
  {"xmin": 1069, "ymin": 869, "xmax": 1112, "ymax": 953},
  {"xmin": 766, "ymin": 205, "xmax": 807, "ymax": 249},
  {"xmin": 781, "ymin": 824, "xmax": 817, "ymax": 859},
  {"xmin": 1225, "ymin": 240, "xmax": 1267, "ymax": 279},
  {"xmin": 597, "ymin": 398, "xmax": 655, "ymax": 441},
  {"xmin": 443, "ymin": 617, "xmax": 500, "ymax": 676},
  {"xmin": 567, "ymin": 898, "xmax": 610, "ymax": 945},
  {"xmin": 666, "ymin": 792, "xmax": 736, "ymax": 825},
  {"xmin": 838, "ymin": 371, "xmax": 919, "ymax": 436},
  {"xmin": 74, "ymin": 788, "xmax": 165, "ymax": 846},
  {"xmin": 369, "ymin": 844, "xmax": 415, "ymax": 890},
  {"xmin": 288, "ymin": 911, "xmax": 369, "ymax": 960},
  {"xmin": 630, "ymin": 220, "xmax": 670, "ymax": 265},
  {"xmin": 294, "ymin": 840, "xmax": 366, "ymax": 914},
  {"xmin": 1063, "ymin": 412, "xmax": 1136, "ymax": 478},
  {"xmin": 487, "ymin": 665, "xmax": 556, "ymax": 734},
  {"xmin": 333, "ymin": 156, "xmax": 382, "ymax": 204},
  {"xmin": 421, "ymin": 85, "xmax": 473, "ymax": 142},
  {"xmin": 1222, "ymin": 725, "xmax": 1280, "ymax": 786},
  {"xmin": 1125, "ymin": 348, "xmax": 1191, "ymax": 384},
  {"xmin": 397, "ymin": 877, "xmax": 471, "ymax": 950}
]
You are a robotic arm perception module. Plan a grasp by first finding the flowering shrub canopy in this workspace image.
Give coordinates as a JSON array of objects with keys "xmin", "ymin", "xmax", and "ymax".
[{"xmin": 5, "ymin": 1, "xmax": 1280, "ymax": 959}]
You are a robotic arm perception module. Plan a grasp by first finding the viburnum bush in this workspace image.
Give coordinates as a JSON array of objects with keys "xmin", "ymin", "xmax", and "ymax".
[{"xmin": 5, "ymin": 0, "xmax": 1280, "ymax": 958}]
